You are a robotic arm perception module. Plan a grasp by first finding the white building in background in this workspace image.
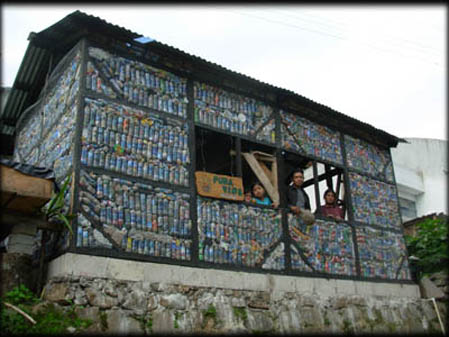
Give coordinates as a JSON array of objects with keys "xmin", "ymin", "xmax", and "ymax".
[{"xmin": 391, "ymin": 138, "xmax": 447, "ymax": 222}]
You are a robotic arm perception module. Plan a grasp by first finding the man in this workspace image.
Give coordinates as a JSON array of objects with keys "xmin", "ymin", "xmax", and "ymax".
[{"xmin": 287, "ymin": 168, "xmax": 311, "ymax": 215}]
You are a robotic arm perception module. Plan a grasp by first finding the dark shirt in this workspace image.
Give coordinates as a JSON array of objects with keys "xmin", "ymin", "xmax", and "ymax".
[{"xmin": 287, "ymin": 184, "xmax": 311, "ymax": 210}]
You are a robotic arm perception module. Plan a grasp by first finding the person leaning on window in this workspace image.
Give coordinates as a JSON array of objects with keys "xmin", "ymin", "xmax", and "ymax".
[
  {"xmin": 315, "ymin": 189, "xmax": 344, "ymax": 220},
  {"xmin": 287, "ymin": 168, "xmax": 311, "ymax": 214}
]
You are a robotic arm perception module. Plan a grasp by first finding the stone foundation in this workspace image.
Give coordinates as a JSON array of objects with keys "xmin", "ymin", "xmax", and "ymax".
[
  {"xmin": 42, "ymin": 275, "xmax": 447, "ymax": 334},
  {"xmin": 38, "ymin": 253, "xmax": 447, "ymax": 334}
]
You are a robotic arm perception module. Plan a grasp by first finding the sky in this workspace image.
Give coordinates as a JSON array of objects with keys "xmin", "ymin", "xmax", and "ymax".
[{"xmin": 1, "ymin": 5, "xmax": 446, "ymax": 141}]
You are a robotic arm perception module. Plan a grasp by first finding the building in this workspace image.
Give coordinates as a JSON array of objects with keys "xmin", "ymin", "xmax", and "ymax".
[
  {"xmin": 391, "ymin": 138, "xmax": 447, "ymax": 222},
  {"xmin": 2, "ymin": 11, "xmax": 418, "ymax": 298}
]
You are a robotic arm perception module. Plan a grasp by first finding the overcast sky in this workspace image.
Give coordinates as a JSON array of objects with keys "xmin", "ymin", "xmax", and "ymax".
[{"xmin": 2, "ymin": 5, "xmax": 446, "ymax": 141}]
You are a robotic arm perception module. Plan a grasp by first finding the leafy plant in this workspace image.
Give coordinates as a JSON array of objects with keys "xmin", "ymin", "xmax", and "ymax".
[
  {"xmin": 202, "ymin": 304, "xmax": 218, "ymax": 328},
  {"xmin": 3, "ymin": 284, "xmax": 39, "ymax": 306},
  {"xmin": 42, "ymin": 176, "xmax": 76, "ymax": 235},
  {"xmin": 174, "ymin": 311, "xmax": 183, "ymax": 329},
  {"xmin": 404, "ymin": 217, "xmax": 448, "ymax": 278},
  {"xmin": 1, "ymin": 284, "xmax": 92, "ymax": 335},
  {"xmin": 233, "ymin": 306, "xmax": 248, "ymax": 322}
]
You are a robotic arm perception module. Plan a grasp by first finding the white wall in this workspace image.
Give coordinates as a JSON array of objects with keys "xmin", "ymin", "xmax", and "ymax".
[{"xmin": 391, "ymin": 138, "xmax": 447, "ymax": 220}]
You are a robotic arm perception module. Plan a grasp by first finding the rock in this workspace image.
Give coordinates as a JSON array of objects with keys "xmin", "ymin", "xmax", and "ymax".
[
  {"xmin": 147, "ymin": 294, "xmax": 159, "ymax": 311},
  {"xmin": 152, "ymin": 310, "xmax": 175, "ymax": 333},
  {"xmin": 248, "ymin": 300, "xmax": 269, "ymax": 310},
  {"xmin": 196, "ymin": 292, "xmax": 215, "ymax": 310},
  {"xmin": 332, "ymin": 296, "xmax": 348, "ymax": 309},
  {"xmin": 31, "ymin": 301, "xmax": 51, "ymax": 315},
  {"xmin": 299, "ymin": 306, "xmax": 324, "ymax": 332},
  {"xmin": 278, "ymin": 309, "xmax": 301, "ymax": 333},
  {"xmin": 66, "ymin": 326, "xmax": 76, "ymax": 333},
  {"xmin": 246, "ymin": 310, "xmax": 274, "ymax": 332},
  {"xmin": 85, "ymin": 287, "xmax": 118, "ymax": 309},
  {"xmin": 122, "ymin": 288, "xmax": 148, "ymax": 315},
  {"xmin": 430, "ymin": 271, "xmax": 448, "ymax": 287},
  {"xmin": 44, "ymin": 282, "xmax": 70, "ymax": 304},
  {"xmin": 75, "ymin": 306, "xmax": 100, "ymax": 321},
  {"xmin": 231, "ymin": 297, "xmax": 246, "ymax": 308},
  {"xmin": 106, "ymin": 309, "xmax": 143, "ymax": 334},
  {"xmin": 160, "ymin": 293, "xmax": 188, "ymax": 310},
  {"xmin": 420, "ymin": 277, "xmax": 446, "ymax": 299},
  {"xmin": 79, "ymin": 276, "xmax": 91, "ymax": 288},
  {"xmin": 73, "ymin": 289, "xmax": 88, "ymax": 306},
  {"xmin": 348, "ymin": 296, "xmax": 368, "ymax": 307},
  {"xmin": 300, "ymin": 295, "xmax": 316, "ymax": 307},
  {"xmin": 103, "ymin": 280, "xmax": 118, "ymax": 297}
]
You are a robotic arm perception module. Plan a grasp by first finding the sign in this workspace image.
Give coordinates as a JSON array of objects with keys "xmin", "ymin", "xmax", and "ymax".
[{"xmin": 195, "ymin": 171, "xmax": 244, "ymax": 201}]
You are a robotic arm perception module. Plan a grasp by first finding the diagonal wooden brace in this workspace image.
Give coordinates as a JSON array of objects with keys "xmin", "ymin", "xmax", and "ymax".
[{"xmin": 242, "ymin": 152, "xmax": 279, "ymax": 204}]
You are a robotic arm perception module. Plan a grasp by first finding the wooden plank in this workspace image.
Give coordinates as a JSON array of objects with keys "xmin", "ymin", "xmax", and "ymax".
[
  {"xmin": 242, "ymin": 152, "xmax": 279, "ymax": 204},
  {"xmin": 0, "ymin": 165, "xmax": 53, "ymax": 214},
  {"xmin": 0, "ymin": 165, "xmax": 53, "ymax": 199},
  {"xmin": 272, "ymin": 160, "xmax": 278, "ymax": 194},
  {"xmin": 195, "ymin": 171, "xmax": 244, "ymax": 201},
  {"xmin": 259, "ymin": 161, "xmax": 274, "ymax": 186},
  {"xmin": 252, "ymin": 151, "xmax": 276, "ymax": 162},
  {"xmin": 249, "ymin": 151, "xmax": 278, "ymax": 193}
]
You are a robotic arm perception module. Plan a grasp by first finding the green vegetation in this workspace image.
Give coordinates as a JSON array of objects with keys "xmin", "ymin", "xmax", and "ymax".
[
  {"xmin": 386, "ymin": 321, "xmax": 398, "ymax": 333},
  {"xmin": 233, "ymin": 306, "xmax": 248, "ymax": 322},
  {"xmin": 174, "ymin": 311, "xmax": 183, "ymax": 329},
  {"xmin": 42, "ymin": 176, "xmax": 76, "ymax": 235},
  {"xmin": 203, "ymin": 304, "xmax": 217, "ymax": 320},
  {"xmin": 99, "ymin": 310, "xmax": 108, "ymax": 331},
  {"xmin": 1, "ymin": 285, "xmax": 92, "ymax": 334},
  {"xmin": 405, "ymin": 217, "xmax": 448, "ymax": 279},
  {"xmin": 147, "ymin": 315, "xmax": 153, "ymax": 333},
  {"xmin": 342, "ymin": 318, "xmax": 353, "ymax": 334},
  {"xmin": 202, "ymin": 304, "xmax": 218, "ymax": 328}
]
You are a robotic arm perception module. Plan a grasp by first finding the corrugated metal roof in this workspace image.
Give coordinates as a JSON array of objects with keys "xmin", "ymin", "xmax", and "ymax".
[{"xmin": 1, "ymin": 10, "xmax": 404, "ymax": 148}]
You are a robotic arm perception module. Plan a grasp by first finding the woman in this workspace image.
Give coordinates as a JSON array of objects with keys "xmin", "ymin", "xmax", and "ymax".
[{"xmin": 317, "ymin": 189, "xmax": 344, "ymax": 220}]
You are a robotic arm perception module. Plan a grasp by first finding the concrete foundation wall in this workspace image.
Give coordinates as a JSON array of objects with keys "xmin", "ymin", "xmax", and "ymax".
[
  {"xmin": 41, "ymin": 253, "xmax": 446, "ymax": 334},
  {"xmin": 47, "ymin": 253, "xmax": 420, "ymax": 300}
]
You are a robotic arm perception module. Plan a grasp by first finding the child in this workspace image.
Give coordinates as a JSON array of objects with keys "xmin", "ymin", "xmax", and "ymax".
[{"xmin": 244, "ymin": 189, "xmax": 254, "ymax": 203}]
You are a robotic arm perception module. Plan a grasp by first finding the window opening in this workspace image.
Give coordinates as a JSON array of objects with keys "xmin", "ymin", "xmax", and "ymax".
[
  {"xmin": 241, "ymin": 139, "xmax": 278, "ymax": 206},
  {"xmin": 302, "ymin": 162, "xmax": 347, "ymax": 221},
  {"xmin": 281, "ymin": 151, "xmax": 346, "ymax": 220},
  {"xmin": 195, "ymin": 127, "xmax": 237, "ymax": 176}
]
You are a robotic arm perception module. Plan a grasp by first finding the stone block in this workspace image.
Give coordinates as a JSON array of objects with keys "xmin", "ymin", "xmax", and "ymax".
[
  {"xmin": 152, "ymin": 310, "xmax": 175, "ymax": 333},
  {"xmin": 420, "ymin": 277, "xmax": 446, "ymax": 299},
  {"xmin": 85, "ymin": 287, "xmax": 119, "ymax": 309},
  {"xmin": 246, "ymin": 310, "xmax": 274, "ymax": 332},
  {"xmin": 106, "ymin": 309, "xmax": 143, "ymax": 334},
  {"xmin": 44, "ymin": 282, "xmax": 70, "ymax": 304},
  {"xmin": 159, "ymin": 293, "xmax": 188, "ymax": 310},
  {"xmin": 147, "ymin": 294, "xmax": 159, "ymax": 311}
]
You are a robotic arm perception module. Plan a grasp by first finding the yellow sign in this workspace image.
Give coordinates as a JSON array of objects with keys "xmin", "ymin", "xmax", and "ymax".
[{"xmin": 195, "ymin": 171, "xmax": 244, "ymax": 201}]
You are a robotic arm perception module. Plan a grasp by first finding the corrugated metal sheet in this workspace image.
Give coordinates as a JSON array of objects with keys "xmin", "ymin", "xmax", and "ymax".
[{"xmin": 1, "ymin": 10, "xmax": 404, "ymax": 147}]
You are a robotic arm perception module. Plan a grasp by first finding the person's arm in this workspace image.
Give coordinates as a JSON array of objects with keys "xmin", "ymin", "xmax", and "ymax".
[{"xmin": 286, "ymin": 188, "xmax": 300, "ymax": 214}]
